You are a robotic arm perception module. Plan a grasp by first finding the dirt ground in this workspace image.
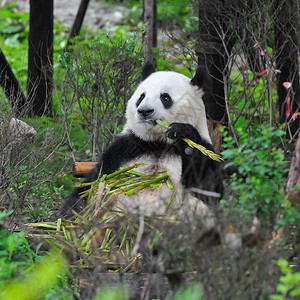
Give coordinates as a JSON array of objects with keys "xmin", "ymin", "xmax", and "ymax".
[{"xmin": 7, "ymin": 0, "xmax": 129, "ymax": 31}]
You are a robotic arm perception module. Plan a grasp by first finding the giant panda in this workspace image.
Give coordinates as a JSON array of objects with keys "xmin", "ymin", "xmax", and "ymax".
[{"xmin": 59, "ymin": 62, "xmax": 223, "ymax": 219}]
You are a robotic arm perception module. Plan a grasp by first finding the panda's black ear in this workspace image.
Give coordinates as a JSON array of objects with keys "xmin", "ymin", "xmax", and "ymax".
[
  {"xmin": 142, "ymin": 61, "xmax": 156, "ymax": 80},
  {"xmin": 190, "ymin": 65, "xmax": 212, "ymax": 92}
]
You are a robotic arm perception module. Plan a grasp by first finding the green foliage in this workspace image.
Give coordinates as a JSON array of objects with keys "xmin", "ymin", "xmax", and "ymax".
[
  {"xmin": 171, "ymin": 283, "xmax": 203, "ymax": 300},
  {"xmin": 1, "ymin": 251, "xmax": 73, "ymax": 300},
  {"xmin": 0, "ymin": 3, "xmax": 69, "ymax": 94},
  {"xmin": 0, "ymin": 4, "xmax": 29, "ymax": 34},
  {"xmin": 61, "ymin": 31, "xmax": 143, "ymax": 154},
  {"xmin": 24, "ymin": 177, "xmax": 72, "ymax": 222},
  {"xmin": 0, "ymin": 212, "xmax": 74, "ymax": 299},
  {"xmin": 126, "ymin": 0, "xmax": 195, "ymax": 33},
  {"xmin": 0, "ymin": 3, "xmax": 29, "ymax": 88},
  {"xmin": 3, "ymin": 117, "xmax": 74, "ymax": 221},
  {"xmin": 271, "ymin": 259, "xmax": 300, "ymax": 299},
  {"xmin": 221, "ymin": 125, "xmax": 292, "ymax": 226},
  {"xmin": 229, "ymin": 70, "xmax": 278, "ymax": 126},
  {"xmin": 0, "ymin": 211, "xmax": 37, "ymax": 285},
  {"xmin": 104, "ymin": 0, "xmax": 193, "ymax": 28},
  {"xmin": 92, "ymin": 285, "xmax": 128, "ymax": 300},
  {"xmin": 157, "ymin": 0, "xmax": 191, "ymax": 24}
]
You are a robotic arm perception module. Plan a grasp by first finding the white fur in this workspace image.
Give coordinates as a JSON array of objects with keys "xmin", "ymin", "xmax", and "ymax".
[
  {"xmin": 123, "ymin": 71, "xmax": 212, "ymax": 143},
  {"xmin": 114, "ymin": 154, "xmax": 210, "ymax": 219},
  {"xmin": 115, "ymin": 154, "xmax": 182, "ymax": 215}
]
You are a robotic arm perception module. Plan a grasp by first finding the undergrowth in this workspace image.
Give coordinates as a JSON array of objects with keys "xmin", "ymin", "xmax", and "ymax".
[{"xmin": 221, "ymin": 125, "xmax": 297, "ymax": 229}]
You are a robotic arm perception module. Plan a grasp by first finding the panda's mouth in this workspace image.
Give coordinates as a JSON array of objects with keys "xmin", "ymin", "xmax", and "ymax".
[
  {"xmin": 136, "ymin": 112, "xmax": 158, "ymax": 126},
  {"xmin": 139, "ymin": 119, "xmax": 157, "ymax": 126}
]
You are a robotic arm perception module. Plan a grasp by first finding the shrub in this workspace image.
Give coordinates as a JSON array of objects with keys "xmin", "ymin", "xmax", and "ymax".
[
  {"xmin": 221, "ymin": 125, "xmax": 292, "ymax": 227},
  {"xmin": 0, "ymin": 211, "xmax": 37, "ymax": 286},
  {"xmin": 60, "ymin": 32, "xmax": 143, "ymax": 159},
  {"xmin": 272, "ymin": 259, "xmax": 300, "ymax": 299}
]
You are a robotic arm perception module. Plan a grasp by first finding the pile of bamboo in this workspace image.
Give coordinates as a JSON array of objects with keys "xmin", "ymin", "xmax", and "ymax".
[{"xmin": 26, "ymin": 164, "xmax": 172, "ymax": 272}]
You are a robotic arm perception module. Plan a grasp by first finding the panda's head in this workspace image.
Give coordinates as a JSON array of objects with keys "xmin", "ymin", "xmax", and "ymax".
[{"xmin": 123, "ymin": 62, "xmax": 212, "ymax": 143}]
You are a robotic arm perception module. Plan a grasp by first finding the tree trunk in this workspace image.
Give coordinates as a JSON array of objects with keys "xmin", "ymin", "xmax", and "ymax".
[
  {"xmin": 273, "ymin": 0, "xmax": 300, "ymax": 138},
  {"xmin": 285, "ymin": 132, "xmax": 300, "ymax": 207},
  {"xmin": 74, "ymin": 161, "xmax": 98, "ymax": 177},
  {"xmin": 66, "ymin": 0, "xmax": 90, "ymax": 48},
  {"xmin": 27, "ymin": 0, "xmax": 53, "ymax": 117},
  {"xmin": 197, "ymin": 0, "xmax": 234, "ymax": 123},
  {"xmin": 143, "ymin": 0, "xmax": 157, "ymax": 62},
  {"xmin": 0, "ymin": 49, "xmax": 26, "ymax": 116}
]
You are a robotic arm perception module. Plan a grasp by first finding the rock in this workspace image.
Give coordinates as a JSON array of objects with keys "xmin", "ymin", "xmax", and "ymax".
[{"xmin": 8, "ymin": 118, "xmax": 37, "ymax": 142}]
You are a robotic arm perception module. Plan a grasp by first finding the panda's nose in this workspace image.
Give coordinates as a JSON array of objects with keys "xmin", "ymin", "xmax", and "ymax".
[{"xmin": 137, "ymin": 108, "xmax": 154, "ymax": 118}]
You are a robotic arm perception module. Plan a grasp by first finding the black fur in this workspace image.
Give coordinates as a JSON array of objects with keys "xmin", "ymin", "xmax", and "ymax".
[
  {"xmin": 190, "ymin": 65, "xmax": 212, "ymax": 93},
  {"xmin": 160, "ymin": 93, "xmax": 173, "ymax": 109},
  {"xmin": 59, "ymin": 124, "xmax": 222, "ymax": 216},
  {"xmin": 136, "ymin": 92, "xmax": 145, "ymax": 107},
  {"xmin": 141, "ymin": 61, "xmax": 156, "ymax": 80},
  {"xmin": 165, "ymin": 123, "xmax": 223, "ymax": 201}
]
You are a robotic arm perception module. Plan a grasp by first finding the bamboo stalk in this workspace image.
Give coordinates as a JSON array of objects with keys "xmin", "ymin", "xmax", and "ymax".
[{"xmin": 156, "ymin": 119, "xmax": 223, "ymax": 162}]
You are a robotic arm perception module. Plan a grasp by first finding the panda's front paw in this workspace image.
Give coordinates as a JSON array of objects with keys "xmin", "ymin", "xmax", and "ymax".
[{"xmin": 165, "ymin": 123, "xmax": 199, "ymax": 141}]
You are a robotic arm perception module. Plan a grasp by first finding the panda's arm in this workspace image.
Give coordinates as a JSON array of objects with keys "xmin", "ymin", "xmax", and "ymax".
[
  {"xmin": 166, "ymin": 123, "xmax": 223, "ymax": 201},
  {"xmin": 59, "ymin": 134, "xmax": 148, "ymax": 216}
]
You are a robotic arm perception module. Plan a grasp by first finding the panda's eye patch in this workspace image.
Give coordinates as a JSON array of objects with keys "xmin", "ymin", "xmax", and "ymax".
[
  {"xmin": 160, "ymin": 93, "xmax": 173, "ymax": 109},
  {"xmin": 136, "ymin": 92, "xmax": 145, "ymax": 107}
]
